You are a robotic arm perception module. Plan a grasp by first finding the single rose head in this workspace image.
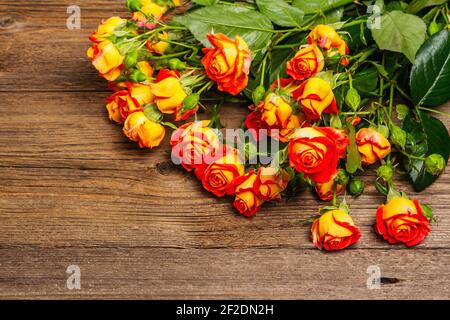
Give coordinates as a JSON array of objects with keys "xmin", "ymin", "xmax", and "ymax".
[
  {"xmin": 286, "ymin": 45, "xmax": 324, "ymax": 81},
  {"xmin": 311, "ymin": 209, "xmax": 361, "ymax": 251},
  {"xmin": 202, "ymin": 33, "xmax": 252, "ymax": 95},
  {"xmin": 375, "ymin": 197, "xmax": 431, "ymax": 247},
  {"xmin": 151, "ymin": 69, "xmax": 187, "ymax": 114},
  {"xmin": 356, "ymin": 128, "xmax": 391, "ymax": 165},
  {"xmin": 293, "ymin": 78, "xmax": 338, "ymax": 121},
  {"xmin": 201, "ymin": 146, "xmax": 245, "ymax": 197},
  {"xmin": 170, "ymin": 120, "xmax": 220, "ymax": 174},
  {"xmin": 288, "ymin": 127, "xmax": 341, "ymax": 184},
  {"xmin": 229, "ymin": 171, "xmax": 264, "ymax": 218},
  {"xmin": 123, "ymin": 111, "xmax": 166, "ymax": 149},
  {"xmin": 87, "ymin": 40, "xmax": 124, "ymax": 81}
]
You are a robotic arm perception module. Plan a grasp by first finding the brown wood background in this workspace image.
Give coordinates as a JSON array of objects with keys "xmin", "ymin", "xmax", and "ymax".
[{"xmin": 0, "ymin": 0, "xmax": 449, "ymax": 300}]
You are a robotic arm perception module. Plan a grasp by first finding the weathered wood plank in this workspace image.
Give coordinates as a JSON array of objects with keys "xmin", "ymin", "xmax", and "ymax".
[
  {"xmin": 0, "ymin": 247, "xmax": 449, "ymax": 299},
  {"xmin": 0, "ymin": 0, "xmax": 132, "ymax": 91}
]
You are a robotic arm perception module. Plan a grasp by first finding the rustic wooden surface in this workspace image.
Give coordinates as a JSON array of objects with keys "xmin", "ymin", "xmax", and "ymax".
[{"xmin": 1, "ymin": 0, "xmax": 450, "ymax": 300}]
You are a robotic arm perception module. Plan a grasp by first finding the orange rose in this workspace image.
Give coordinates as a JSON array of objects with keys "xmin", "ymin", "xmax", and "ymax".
[
  {"xmin": 315, "ymin": 173, "xmax": 345, "ymax": 202},
  {"xmin": 87, "ymin": 40, "xmax": 124, "ymax": 81},
  {"xmin": 230, "ymin": 172, "xmax": 264, "ymax": 217},
  {"xmin": 170, "ymin": 120, "xmax": 220, "ymax": 175},
  {"xmin": 308, "ymin": 24, "xmax": 349, "ymax": 66},
  {"xmin": 123, "ymin": 111, "xmax": 166, "ymax": 149},
  {"xmin": 255, "ymin": 167, "xmax": 290, "ymax": 201},
  {"xmin": 375, "ymin": 197, "xmax": 431, "ymax": 247},
  {"xmin": 202, "ymin": 33, "xmax": 252, "ymax": 95},
  {"xmin": 293, "ymin": 78, "xmax": 338, "ymax": 121},
  {"xmin": 288, "ymin": 127, "xmax": 342, "ymax": 183},
  {"xmin": 356, "ymin": 128, "xmax": 391, "ymax": 165},
  {"xmin": 105, "ymin": 82, "xmax": 153, "ymax": 123},
  {"xmin": 286, "ymin": 45, "xmax": 324, "ymax": 81},
  {"xmin": 89, "ymin": 16, "xmax": 126, "ymax": 43},
  {"xmin": 201, "ymin": 146, "xmax": 245, "ymax": 197},
  {"xmin": 311, "ymin": 209, "xmax": 361, "ymax": 251},
  {"xmin": 151, "ymin": 69, "xmax": 188, "ymax": 114}
]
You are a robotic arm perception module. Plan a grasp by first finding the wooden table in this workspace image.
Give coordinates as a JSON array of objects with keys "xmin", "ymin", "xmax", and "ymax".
[{"xmin": 1, "ymin": 0, "xmax": 449, "ymax": 300}]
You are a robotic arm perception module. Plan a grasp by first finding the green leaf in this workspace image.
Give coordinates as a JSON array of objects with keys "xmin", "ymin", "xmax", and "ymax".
[
  {"xmin": 402, "ymin": 111, "xmax": 450, "ymax": 191},
  {"xmin": 352, "ymin": 67, "xmax": 379, "ymax": 96},
  {"xmin": 407, "ymin": 0, "xmax": 448, "ymax": 14},
  {"xmin": 346, "ymin": 125, "xmax": 362, "ymax": 174},
  {"xmin": 410, "ymin": 29, "xmax": 450, "ymax": 107},
  {"xmin": 256, "ymin": 0, "xmax": 304, "ymax": 27},
  {"xmin": 173, "ymin": 5, "xmax": 274, "ymax": 60},
  {"xmin": 292, "ymin": 0, "xmax": 344, "ymax": 23},
  {"xmin": 371, "ymin": 11, "xmax": 426, "ymax": 63}
]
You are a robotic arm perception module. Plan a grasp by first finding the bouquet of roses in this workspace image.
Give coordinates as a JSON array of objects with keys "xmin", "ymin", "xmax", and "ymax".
[{"xmin": 87, "ymin": 0, "xmax": 450, "ymax": 251}]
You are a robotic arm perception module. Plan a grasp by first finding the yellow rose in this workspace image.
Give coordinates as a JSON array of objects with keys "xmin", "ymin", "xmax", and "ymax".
[
  {"xmin": 311, "ymin": 209, "xmax": 361, "ymax": 251},
  {"xmin": 151, "ymin": 69, "xmax": 187, "ymax": 114},
  {"xmin": 146, "ymin": 32, "xmax": 170, "ymax": 55},
  {"xmin": 257, "ymin": 93, "xmax": 293, "ymax": 129},
  {"xmin": 87, "ymin": 40, "xmax": 124, "ymax": 81},
  {"xmin": 314, "ymin": 173, "xmax": 345, "ymax": 202},
  {"xmin": 123, "ymin": 111, "xmax": 165, "ymax": 149},
  {"xmin": 89, "ymin": 16, "xmax": 126, "ymax": 43},
  {"xmin": 293, "ymin": 77, "xmax": 338, "ymax": 121},
  {"xmin": 356, "ymin": 128, "xmax": 391, "ymax": 165},
  {"xmin": 308, "ymin": 24, "xmax": 349, "ymax": 65}
]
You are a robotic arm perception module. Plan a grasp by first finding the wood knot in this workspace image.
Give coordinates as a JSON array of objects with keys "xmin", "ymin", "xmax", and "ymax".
[
  {"xmin": 0, "ymin": 15, "xmax": 15, "ymax": 29},
  {"xmin": 380, "ymin": 277, "xmax": 402, "ymax": 285},
  {"xmin": 156, "ymin": 161, "xmax": 177, "ymax": 176}
]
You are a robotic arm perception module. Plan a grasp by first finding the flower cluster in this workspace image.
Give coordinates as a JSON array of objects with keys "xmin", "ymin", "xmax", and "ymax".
[{"xmin": 88, "ymin": 0, "xmax": 448, "ymax": 252}]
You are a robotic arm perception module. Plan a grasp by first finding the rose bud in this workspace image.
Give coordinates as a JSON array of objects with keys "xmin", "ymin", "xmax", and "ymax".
[
  {"xmin": 315, "ymin": 173, "xmax": 345, "ymax": 202},
  {"xmin": 375, "ymin": 197, "xmax": 431, "ymax": 247},
  {"xmin": 288, "ymin": 127, "xmax": 342, "ymax": 184},
  {"xmin": 293, "ymin": 78, "xmax": 338, "ymax": 121},
  {"xmin": 87, "ymin": 40, "xmax": 124, "ymax": 81},
  {"xmin": 425, "ymin": 154, "xmax": 446, "ymax": 176},
  {"xmin": 170, "ymin": 120, "xmax": 220, "ymax": 175},
  {"xmin": 311, "ymin": 209, "xmax": 361, "ymax": 251},
  {"xmin": 146, "ymin": 32, "xmax": 170, "ymax": 55},
  {"xmin": 348, "ymin": 177, "xmax": 365, "ymax": 197},
  {"xmin": 286, "ymin": 45, "xmax": 324, "ymax": 81},
  {"xmin": 89, "ymin": 16, "xmax": 127, "ymax": 43},
  {"xmin": 202, "ymin": 146, "xmax": 245, "ymax": 197},
  {"xmin": 151, "ymin": 69, "xmax": 187, "ymax": 115},
  {"xmin": 229, "ymin": 172, "xmax": 264, "ymax": 218},
  {"xmin": 202, "ymin": 33, "xmax": 252, "ymax": 95},
  {"xmin": 377, "ymin": 164, "xmax": 394, "ymax": 182},
  {"xmin": 123, "ymin": 111, "xmax": 165, "ymax": 149},
  {"xmin": 168, "ymin": 58, "xmax": 188, "ymax": 71},
  {"xmin": 308, "ymin": 24, "xmax": 349, "ymax": 65},
  {"xmin": 255, "ymin": 167, "xmax": 290, "ymax": 201},
  {"xmin": 175, "ymin": 93, "xmax": 200, "ymax": 122},
  {"xmin": 355, "ymin": 128, "xmax": 391, "ymax": 165},
  {"xmin": 252, "ymin": 85, "xmax": 266, "ymax": 105},
  {"xmin": 389, "ymin": 124, "xmax": 407, "ymax": 149}
]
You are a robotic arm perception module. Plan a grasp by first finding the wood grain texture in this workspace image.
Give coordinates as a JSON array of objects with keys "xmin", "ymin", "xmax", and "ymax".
[{"xmin": 0, "ymin": 0, "xmax": 449, "ymax": 299}]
